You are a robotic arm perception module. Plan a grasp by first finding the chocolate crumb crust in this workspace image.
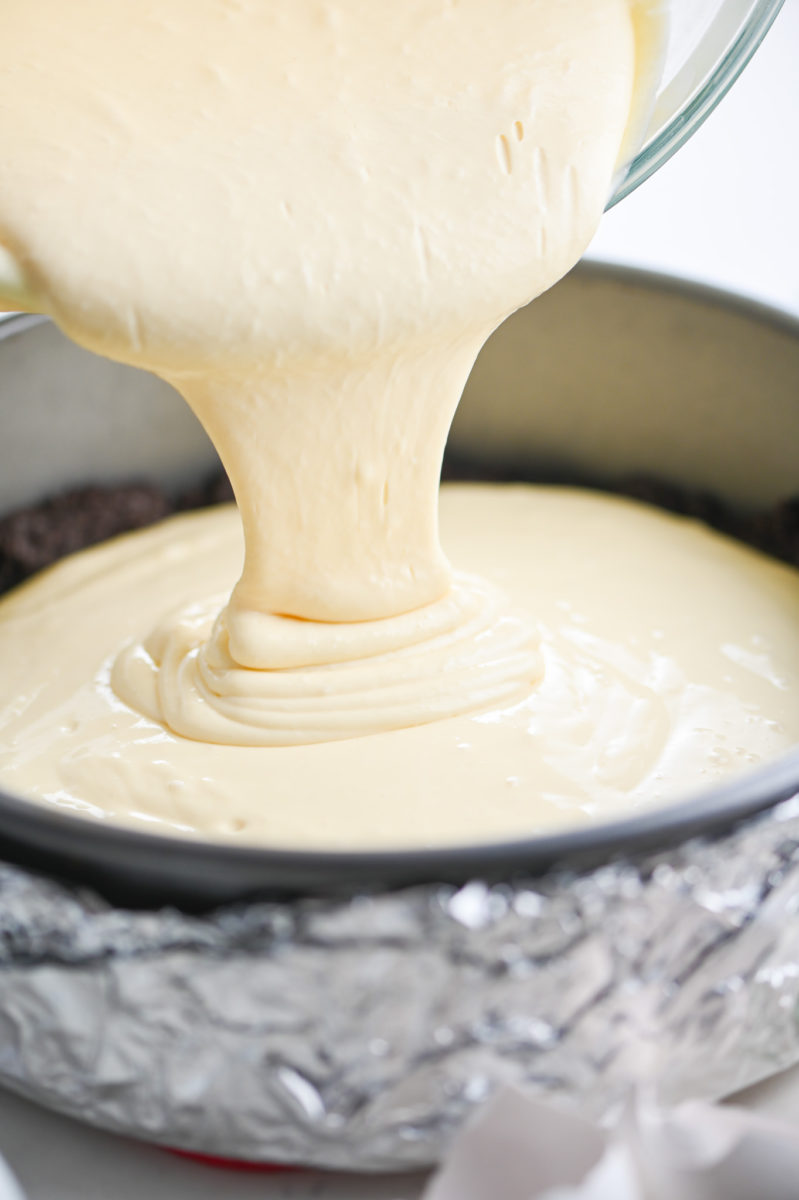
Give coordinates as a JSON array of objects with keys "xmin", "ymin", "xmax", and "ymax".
[
  {"xmin": 0, "ymin": 475, "xmax": 233, "ymax": 596},
  {"xmin": 0, "ymin": 464, "xmax": 796, "ymax": 599}
]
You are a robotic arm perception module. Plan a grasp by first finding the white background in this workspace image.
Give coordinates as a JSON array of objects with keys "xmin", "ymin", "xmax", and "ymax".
[
  {"xmin": 1, "ymin": 2, "xmax": 798, "ymax": 1196},
  {"xmin": 587, "ymin": 0, "xmax": 799, "ymax": 314}
]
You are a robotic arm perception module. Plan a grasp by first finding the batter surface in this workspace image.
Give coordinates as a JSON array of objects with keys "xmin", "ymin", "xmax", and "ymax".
[{"xmin": 0, "ymin": 485, "xmax": 796, "ymax": 850}]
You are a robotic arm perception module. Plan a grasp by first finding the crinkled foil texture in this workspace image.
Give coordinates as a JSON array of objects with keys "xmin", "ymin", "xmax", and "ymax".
[{"xmin": 2, "ymin": 800, "xmax": 799, "ymax": 1170}]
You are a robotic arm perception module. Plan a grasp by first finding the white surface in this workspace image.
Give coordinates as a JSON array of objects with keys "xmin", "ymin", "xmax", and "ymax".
[{"xmin": 2, "ymin": 4, "xmax": 798, "ymax": 1197}]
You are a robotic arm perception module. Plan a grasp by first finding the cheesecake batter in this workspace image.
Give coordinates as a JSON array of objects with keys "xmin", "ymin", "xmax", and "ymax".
[
  {"xmin": 1, "ymin": 486, "xmax": 797, "ymax": 848},
  {"xmin": 1, "ymin": 1, "xmax": 795, "ymax": 849}
]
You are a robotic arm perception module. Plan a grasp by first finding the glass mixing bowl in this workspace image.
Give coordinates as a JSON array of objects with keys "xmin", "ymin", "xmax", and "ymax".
[{"xmin": 610, "ymin": 0, "xmax": 785, "ymax": 205}]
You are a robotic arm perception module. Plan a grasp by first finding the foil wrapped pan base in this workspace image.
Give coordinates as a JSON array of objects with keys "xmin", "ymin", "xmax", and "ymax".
[{"xmin": 1, "ymin": 799, "xmax": 799, "ymax": 1171}]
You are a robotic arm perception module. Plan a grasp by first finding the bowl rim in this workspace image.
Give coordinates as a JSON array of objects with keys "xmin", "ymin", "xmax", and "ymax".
[
  {"xmin": 609, "ymin": 0, "xmax": 786, "ymax": 208},
  {"xmin": 0, "ymin": 262, "xmax": 797, "ymax": 907}
]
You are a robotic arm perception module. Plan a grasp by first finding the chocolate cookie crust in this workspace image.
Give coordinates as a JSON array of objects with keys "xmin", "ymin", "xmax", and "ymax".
[{"xmin": 0, "ymin": 465, "xmax": 796, "ymax": 599}]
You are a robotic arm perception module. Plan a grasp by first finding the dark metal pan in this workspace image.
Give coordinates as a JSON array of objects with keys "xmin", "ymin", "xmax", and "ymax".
[{"xmin": 1, "ymin": 263, "xmax": 797, "ymax": 908}]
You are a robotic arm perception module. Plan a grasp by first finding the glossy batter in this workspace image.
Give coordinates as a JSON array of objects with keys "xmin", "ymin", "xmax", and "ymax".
[{"xmin": 0, "ymin": 486, "xmax": 797, "ymax": 849}]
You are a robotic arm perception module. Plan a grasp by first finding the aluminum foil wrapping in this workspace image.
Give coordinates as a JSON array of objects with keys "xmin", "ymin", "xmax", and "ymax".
[{"xmin": 2, "ymin": 799, "xmax": 799, "ymax": 1172}]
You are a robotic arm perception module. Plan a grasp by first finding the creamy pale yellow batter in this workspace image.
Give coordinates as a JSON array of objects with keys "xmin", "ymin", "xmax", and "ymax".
[
  {"xmin": 1, "ymin": 486, "xmax": 797, "ymax": 849},
  {"xmin": 1, "ymin": 1, "xmax": 794, "ymax": 849}
]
